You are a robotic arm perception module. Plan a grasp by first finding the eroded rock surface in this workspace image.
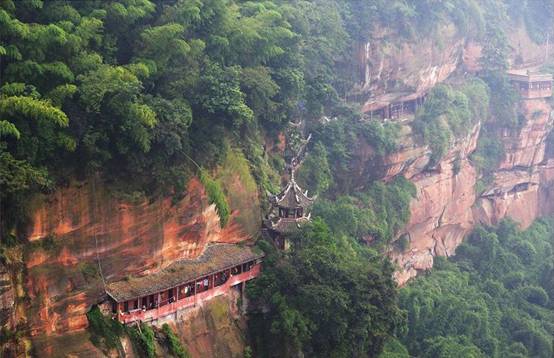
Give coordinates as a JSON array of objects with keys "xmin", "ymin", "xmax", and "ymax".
[
  {"xmin": 392, "ymin": 98, "xmax": 554, "ymax": 285},
  {"xmin": 24, "ymin": 173, "xmax": 256, "ymax": 340},
  {"xmin": 390, "ymin": 124, "xmax": 480, "ymax": 284}
]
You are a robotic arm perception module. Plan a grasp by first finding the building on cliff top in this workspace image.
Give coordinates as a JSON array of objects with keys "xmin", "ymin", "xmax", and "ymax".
[
  {"xmin": 507, "ymin": 69, "xmax": 553, "ymax": 99},
  {"xmin": 104, "ymin": 243, "xmax": 264, "ymax": 325}
]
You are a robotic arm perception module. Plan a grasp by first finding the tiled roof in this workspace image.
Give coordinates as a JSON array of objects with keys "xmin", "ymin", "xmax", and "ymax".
[
  {"xmin": 270, "ymin": 179, "xmax": 315, "ymax": 208},
  {"xmin": 106, "ymin": 244, "xmax": 264, "ymax": 302},
  {"xmin": 270, "ymin": 217, "xmax": 310, "ymax": 234}
]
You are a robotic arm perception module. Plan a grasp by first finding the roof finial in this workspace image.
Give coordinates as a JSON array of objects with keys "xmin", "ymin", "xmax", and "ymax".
[{"xmin": 289, "ymin": 156, "xmax": 297, "ymax": 183}]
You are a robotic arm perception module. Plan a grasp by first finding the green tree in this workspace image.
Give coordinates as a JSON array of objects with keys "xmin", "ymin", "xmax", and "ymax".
[
  {"xmin": 398, "ymin": 220, "xmax": 554, "ymax": 358},
  {"xmin": 248, "ymin": 220, "xmax": 405, "ymax": 357}
]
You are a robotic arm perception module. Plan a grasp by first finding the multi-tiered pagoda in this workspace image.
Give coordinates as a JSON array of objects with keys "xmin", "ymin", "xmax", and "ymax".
[
  {"xmin": 264, "ymin": 130, "xmax": 315, "ymax": 250},
  {"xmin": 264, "ymin": 171, "xmax": 315, "ymax": 250}
]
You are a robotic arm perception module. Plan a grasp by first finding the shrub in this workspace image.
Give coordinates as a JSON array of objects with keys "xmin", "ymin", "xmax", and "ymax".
[
  {"xmin": 128, "ymin": 323, "xmax": 156, "ymax": 358},
  {"xmin": 86, "ymin": 305, "xmax": 124, "ymax": 353},
  {"xmin": 162, "ymin": 324, "xmax": 190, "ymax": 358},
  {"xmin": 313, "ymin": 176, "xmax": 416, "ymax": 245},
  {"xmin": 413, "ymin": 80, "xmax": 489, "ymax": 165},
  {"xmin": 199, "ymin": 169, "xmax": 230, "ymax": 227},
  {"xmin": 296, "ymin": 141, "xmax": 332, "ymax": 195},
  {"xmin": 452, "ymin": 156, "xmax": 461, "ymax": 175}
]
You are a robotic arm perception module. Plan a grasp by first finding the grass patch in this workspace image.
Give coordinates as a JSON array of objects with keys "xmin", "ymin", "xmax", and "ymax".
[
  {"xmin": 199, "ymin": 168, "xmax": 231, "ymax": 227},
  {"xmin": 413, "ymin": 79, "xmax": 489, "ymax": 165},
  {"xmin": 216, "ymin": 148, "xmax": 261, "ymax": 235},
  {"xmin": 162, "ymin": 324, "xmax": 191, "ymax": 358}
]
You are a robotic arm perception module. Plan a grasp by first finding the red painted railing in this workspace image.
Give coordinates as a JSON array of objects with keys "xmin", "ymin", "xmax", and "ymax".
[{"xmin": 116, "ymin": 263, "xmax": 261, "ymax": 324}]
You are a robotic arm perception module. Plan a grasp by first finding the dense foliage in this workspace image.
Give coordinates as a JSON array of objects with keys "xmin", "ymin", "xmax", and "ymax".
[
  {"xmin": 0, "ymin": 0, "xmax": 514, "ymax": 235},
  {"xmin": 506, "ymin": 0, "xmax": 554, "ymax": 43},
  {"xmin": 385, "ymin": 219, "xmax": 554, "ymax": 358},
  {"xmin": 413, "ymin": 79, "xmax": 490, "ymax": 165},
  {"xmin": 297, "ymin": 115, "xmax": 400, "ymax": 194},
  {"xmin": 248, "ymin": 220, "xmax": 405, "ymax": 357},
  {"xmin": 314, "ymin": 176, "xmax": 415, "ymax": 245},
  {"xmin": 0, "ymin": 0, "xmax": 359, "ymax": 235}
]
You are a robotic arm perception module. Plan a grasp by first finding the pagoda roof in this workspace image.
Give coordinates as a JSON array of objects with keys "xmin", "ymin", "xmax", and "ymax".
[
  {"xmin": 270, "ymin": 178, "xmax": 315, "ymax": 208},
  {"xmin": 106, "ymin": 244, "xmax": 264, "ymax": 302},
  {"xmin": 268, "ymin": 216, "xmax": 311, "ymax": 234}
]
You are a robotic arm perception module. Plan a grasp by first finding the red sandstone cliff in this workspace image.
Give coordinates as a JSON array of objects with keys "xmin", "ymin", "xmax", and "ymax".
[
  {"xmin": 24, "ymin": 177, "xmax": 244, "ymax": 335},
  {"xmin": 0, "ymin": 147, "xmax": 261, "ymax": 356},
  {"xmin": 388, "ymin": 123, "xmax": 481, "ymax": 285},
  {"xmin": 373, "ymin": 97, "xmax": 554, "ymax": 285},
  {"xmin": 475, "ymin": 99, "xmax": 554, "ymax": 227},
  {"xmin": 352, "ymin": 25, "xmax": 464, "ymax": 106},
  {"xmin": 350, "ymin": 24, "xmax": 554, "ymax": 285},
  {"xmin": 0, "ymin": 263, "xmax": 15, "ymax": 330}
]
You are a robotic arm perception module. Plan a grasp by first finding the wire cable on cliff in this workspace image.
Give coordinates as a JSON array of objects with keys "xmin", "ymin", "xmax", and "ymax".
[{"xmin": 91, "ymin": 175, "xmax": 107, "ymax": 291}]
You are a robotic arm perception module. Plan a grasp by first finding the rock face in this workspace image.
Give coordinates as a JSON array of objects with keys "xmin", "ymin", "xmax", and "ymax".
[
  {"xmin": 352, "ymin": 26, "xmax": 463, "ymax": 101},
  {"xmin": 22, "ymin": 168, "xmax": 257, "ymax": 341},
  {"xmin": 349, "ymin": 22, "xmax": 554, "ymax": 285},
  {"xmin": 390, "ymin": 98, "xmax": 554, "ymax": 285},
  {"xmin": 475, "ymin": 99, "xmax": 554, "ymax": 229},
  {"xmin": 168, "ymin": 295, "xmax": 247, "ymax": 358},
  {"xmin": 388, "ymin": 124, "xmax": 480, "ymax": 284}
]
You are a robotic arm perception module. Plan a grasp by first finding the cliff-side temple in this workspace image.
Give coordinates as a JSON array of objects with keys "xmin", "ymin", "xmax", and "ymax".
[
  {"xmin": 263, "ymin": 131, "xmax": 316, "ymax": 250},
  {"xmin": 507, "ymin": 69, "xmax": 553, "ymax": 98},
  {"xmin": 263, "ymin": 172, "xmax": 315, "ymax": 250},
  {"xmin": 362, "ymin": 91, "xmax": 426, "ymax": 120},
  {"xmin": 105, "ymin": 244, "xmax": 264, "ymax": 324}
]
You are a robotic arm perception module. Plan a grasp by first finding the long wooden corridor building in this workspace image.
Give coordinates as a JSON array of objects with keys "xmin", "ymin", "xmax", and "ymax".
[
  {"xmin": 362, "ymin": 91, "xmax": 426, "ymax": 121},
  {"xmin": 105, "ymin": 244, "xmax": 264, "ymax": 324},
  {"xmin": 507, "ymin": 69, "xmax": 553, "ymax": 99}
]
